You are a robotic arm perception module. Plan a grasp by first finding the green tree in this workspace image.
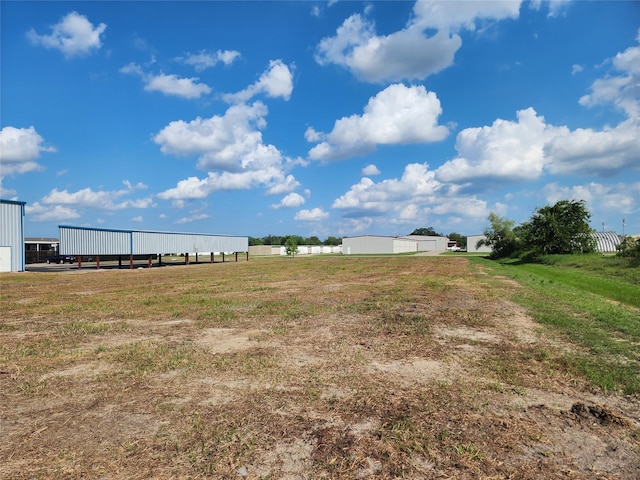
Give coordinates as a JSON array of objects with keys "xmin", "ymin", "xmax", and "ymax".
[
  {"xmin": 286, "ymin": 235, "xmax": 305, "ymax": 246},
  {"xmin": 617, "ymin": 236, "xmax": 640, "ymax": 257},
  {"xmin": 248, "ymin": 237, "xmax": 264, "ymax": 246},
  {"xmin": 477, "ymin": 213, "xmax": 519, "ymax": 259},
  {"xmin": 305, "ymin": 236, "xmax": 322, "ymax": 246},
  {"xmin": 284, "ymin": 236, "xmax": 299, "ymax": 257},
  {"xmin": 410, "ymin": 227, "xmax": 441, "ymax": 236},
  {"xmin": 263, "ymin": 235, "xmax": 283, "ymax": 245},
  {"xmin": 522, "ymin": 200, "xmax": 596, "ymax": 255},
  {"xmin": 323, "ymin": 236, "xmax": 342, "ymax": 246}
]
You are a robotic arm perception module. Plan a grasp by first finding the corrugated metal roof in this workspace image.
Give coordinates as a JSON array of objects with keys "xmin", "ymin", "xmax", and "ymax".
[
  {"xmin": 1, "ymin": 199, "xmax": 26, "ymax": 206},
  {"xmin": 591, "ymin": 231, "xmax": 621, "ymax": 253},
  {"xmin": 26, "ymin": 237, "xmax": 59, "ymax": 243}
]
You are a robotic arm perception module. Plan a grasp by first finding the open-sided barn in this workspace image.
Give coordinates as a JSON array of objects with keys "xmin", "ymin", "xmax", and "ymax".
[{"xmin": 59, "ymin": 225, "xmax": 249, "ymax": 268}]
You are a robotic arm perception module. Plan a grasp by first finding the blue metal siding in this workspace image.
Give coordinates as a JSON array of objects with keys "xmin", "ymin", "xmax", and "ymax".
[
  {"xmin": 59, "ymin": 226, "xmax": 131, "ymax": 255},
  {"xmin": 59, "ymin": 225, "xmax": 248, "ymax": 256},
  {"xmin": 0, "ymin": 200, "xmax": 26, "ymax": 271},
  {"xmin": 132, "ymin": 231, "xmax": 246, "ymax": 254}
]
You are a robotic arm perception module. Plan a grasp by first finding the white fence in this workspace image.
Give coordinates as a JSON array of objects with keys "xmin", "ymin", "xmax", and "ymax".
[{"xmin": 249, "ymin": 245, "xmax": 343, "ymax": 256}]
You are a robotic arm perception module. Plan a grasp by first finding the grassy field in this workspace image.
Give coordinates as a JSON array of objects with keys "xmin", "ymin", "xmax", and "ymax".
[
  {"xmin": 1, "ymin": 255, "xmax": 638, "ymax": 479},
  {"xmin": 471, "ymin": 254, "xmax": 640, "ymax": 394}
]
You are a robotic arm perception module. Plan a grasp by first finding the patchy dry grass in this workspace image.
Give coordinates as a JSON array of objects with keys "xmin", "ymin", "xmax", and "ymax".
[{"xmin": 1, "ymin": 256, "xmax": 639, "ymax": 479}]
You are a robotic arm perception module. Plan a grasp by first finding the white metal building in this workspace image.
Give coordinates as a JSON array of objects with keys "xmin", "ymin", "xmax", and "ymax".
[
  {"xmin": 466, "ymin": 234, "xmax": 492, "ymax": 253},
  {"xmin": 59, "ymin": 225, "xmax": 248, "ymax": 266},
  {"xmin": 591, "ymin": 232, "xmax": 622, "ymax": 253},
  {"xmin": 342, "ymin": 235, "xmax": 449, "ymax": 255},
  {"xmin": 0, "ymin": 199, "xmax": 26, "ymax": 272}
]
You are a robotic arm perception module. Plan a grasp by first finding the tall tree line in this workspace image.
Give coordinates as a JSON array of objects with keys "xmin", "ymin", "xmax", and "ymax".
[{"xmin": 249, "ymin": 235, "xmax": 342, "ymax": 247}]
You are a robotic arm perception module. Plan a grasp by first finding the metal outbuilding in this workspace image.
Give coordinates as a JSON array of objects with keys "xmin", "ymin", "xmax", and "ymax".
[
  {"xmin": 342, "ymin": 235, "xmax": 449, "ymax": 255},
  {"xmin": 59, "ymin": 225, "xmax": 249, "ymax": 268},
  {"xmin": 466, "ymin": 234, "xmax": 492, "ymax": 253},
  {"xmin": 591, "ymin": 232, "xmax": 622, "ymax": 253},
  {"xmin": 467, "ymin": 232, "xmax": 625, "ymax": 254},
  {"xmin": 402, "ymin": 235, "xmax": 449, "ymax": 252},
  {"xmin": 0, "ymin": 199, "xmax": 26, "ymax": 272}
]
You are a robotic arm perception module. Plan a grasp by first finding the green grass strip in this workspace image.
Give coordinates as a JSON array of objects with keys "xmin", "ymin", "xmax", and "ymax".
[
  {"xmin": 526, "ymin": 255, "xmax": 640, "ymax": 308},
  {"xmin": 471, "ymin": 257, "xmax": 640, "ymax": 394}
]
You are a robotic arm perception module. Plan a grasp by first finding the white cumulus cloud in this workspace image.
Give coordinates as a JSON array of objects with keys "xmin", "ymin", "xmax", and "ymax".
[
  {"xmin": 155, "ymin": 102, "xmax": 299, "ymax": 200},
  {"xmin": 41, "ymin": 185, "xmax": 154, "ymax": 210},
  {"xmin": 316, "ymin": 13, "xmax": 460, "ymax": 83},
  {"xmin": 267, "ymin": 175, "xmax": 301, "ymax": 195},
  {"xmin": 158, "ymin": 168, "xmax": 288, "ymax": 201},
  {"xmin": 412, "ymin": 0, "xmax": 522, "ymax": 32},
  {"xmin": 153, "ymin": 102, "xmax": 269, "ymax": 169},
  {"xmin": 436, "ymin": 34, "xmax": 640, "ymax": 188},
  {"xmin": 145, "ymin": 73, "xmax": 211, "ymax": 99},
  {"xmin": 295, "ymin": 207, "xmax": 329, "ymax": 222},
  {"xmin": 222, "ymin": 60, "xmax": 294, "ymax": 103},
  {"xmin": 179, "ymin": 49, "xmax": 241, "ymax": 71},
  {"xmin": 308, "ymin": 84, "xmax": 448, "ymax": 161},
  {"xmin": 332, "ymin": 162, "xmax": 491, "ymax": 230},
  {"xmin": 543, "ymin": 181, "xmax": 640, "ymax": 218},
  {"xmin": 26, "ymin": 202, "xmax": 81, "ymax": 222},
  {"xmin": 428, "ymin": 197, "xmax": 489, "ymax": 219},
  {"xmin": 0, "ymin": 126, "xmax": 57, "ymax": 177},
  {"xmin": 579, "ymin": 32, "xmax": 640, "ymax": 119},
  {"xmin": 26, "ymin": 11, "xmax": 106, "ymax": 58},
  {"xmin": 0, "ymin": 184, "xmax": 16, "ymax": 198},
  {"xmin": 545, "ymin": 120, "xmax": 640, "ymax": 175},
  {"xmin": 157, "ymin": 176, "xmax": 211, "ymax": 201},
  {"xmin": 316, "ymin": 1, "xmax": 522, "ymax": 83},
  {"xmin": 121, "ymin": 63, "xmax": 211, "ymax": 99},
  {"xmin": 304, "ymin": 126, "xmax": 323, "ymax": 143},
  {"xmin": 543, "ymin": 32, "xmax": 639, "ymax": 176},
  {"xmin": 153, "ymin": 60, "xmax": 299, "ymax": 202},
  {"xmin": 333, "ymin": 163, "xmax": 441, "ymax": 215},
  {"xmin": 362, "ymin": 164, "xmax": 381, "ymax": 176},
  {"xmin": 435, "ymin": 108, "xmax": 562, "ymax": 185},
  {"xmin": 175, "ymin": 213, "xmax": 209, "ymax": 224},
  {"xmin": 270, "ymin": 192, "xmax": 306, "ymax": 209}
]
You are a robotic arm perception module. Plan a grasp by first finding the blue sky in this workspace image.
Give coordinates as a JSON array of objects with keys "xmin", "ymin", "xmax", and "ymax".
[{"xmin": 1, "ymin": 1, "xmax": 639, "ymax": 239}]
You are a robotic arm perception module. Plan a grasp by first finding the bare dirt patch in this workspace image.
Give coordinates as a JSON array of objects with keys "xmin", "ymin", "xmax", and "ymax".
[
  {"xmin": 195, "ymin": 327, "xmax": 261, "ymax": 354},
  {"xmin": 1, "ymin": 256, "xmax": 638, "ymax": 479}
]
